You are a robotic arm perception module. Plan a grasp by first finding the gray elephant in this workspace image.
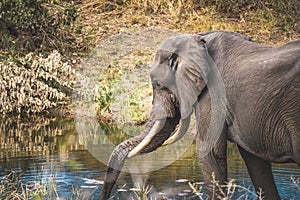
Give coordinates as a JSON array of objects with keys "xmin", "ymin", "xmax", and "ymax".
[{"xmin": 100, "ymin": 30, "xmax": 300, "ymax": 200}]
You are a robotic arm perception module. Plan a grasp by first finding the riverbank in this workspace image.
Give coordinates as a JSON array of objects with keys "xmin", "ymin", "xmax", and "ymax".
[{"xmin": 1, "ymin": 0, "xmax": 299, "ymax": 123}]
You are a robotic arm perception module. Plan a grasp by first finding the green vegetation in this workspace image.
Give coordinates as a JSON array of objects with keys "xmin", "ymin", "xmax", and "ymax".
[
  {"xmin": 129, "ymin": 84, "xmax": 152, "ymax": 124},
  {"xmin": 0, "ymin": 0, "xmax": 92, "ymax": 57},
  {"xmin": 0, "ymin": 0, "xmax": 299, "ymax": 120},
  {"xmin": 95, "ymin": 65, "xmax": 123, "ymax": 120}
]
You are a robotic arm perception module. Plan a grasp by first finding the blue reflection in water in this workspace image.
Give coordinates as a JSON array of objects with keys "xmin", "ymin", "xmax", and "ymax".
[{"xmin": 273, "ymin": 166, "xmax": 300, "ymax": 198}]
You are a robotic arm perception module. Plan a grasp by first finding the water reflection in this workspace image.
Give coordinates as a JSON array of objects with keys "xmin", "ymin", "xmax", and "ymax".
[{"xmin": 0, "ymin": 116, "xmax": 299, "ymax": 199}]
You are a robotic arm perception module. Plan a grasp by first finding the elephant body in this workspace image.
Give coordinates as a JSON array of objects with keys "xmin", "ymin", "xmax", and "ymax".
[
  {"xmin": 202, "ymin": 31, "xmax": 300, "ymax": 162},
  {"xmin": 195, "ymin": 31, "xmax": 300, "ymax": 199},
  {"xmin": 100, "ymin": 31, "xmax": 300, "ymax": 200}
]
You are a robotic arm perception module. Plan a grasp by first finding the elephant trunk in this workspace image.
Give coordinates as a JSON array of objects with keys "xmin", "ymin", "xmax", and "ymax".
[
  {"xmin": 99, "ymin": 134, "xmax": 144, "ymax": 200},
  {"xmin": 100, "ymin": 109, "xmax": 180, "ymax": 200}
]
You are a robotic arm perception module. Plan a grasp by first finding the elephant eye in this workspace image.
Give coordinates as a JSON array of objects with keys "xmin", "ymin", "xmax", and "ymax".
[{"xmin": 168, "ymin": 53, "xmax": 178, "ymax": 71}]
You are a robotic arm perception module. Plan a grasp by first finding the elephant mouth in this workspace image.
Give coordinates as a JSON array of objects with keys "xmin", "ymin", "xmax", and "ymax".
[
  {"xmin": 127, "ymin": 118, "xmax": 166, "ymax": 158},
  {"xmin": 127, "ymin": 112, "xmax": 191, "ymax": 158},
  {"xmin": 126, "ymin": 83, "xmax": 193, "ymax": 158}
]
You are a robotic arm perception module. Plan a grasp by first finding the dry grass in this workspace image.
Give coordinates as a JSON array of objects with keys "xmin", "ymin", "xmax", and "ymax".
[
  {"xmin": 0, "ymin": 51, "xmax": 76, "ymax": 114},
  {"xmin": 77, "ymin": 0, "xmax": 299, "ymax": 123},
  {"xmin": 78, "ymin": 0, "xmax": 299, "ymax": 46}
]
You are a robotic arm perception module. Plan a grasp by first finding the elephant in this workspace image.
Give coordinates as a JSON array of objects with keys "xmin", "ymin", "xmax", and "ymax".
[{"xmin": 100, "ymin": 30, "xmax": 300, "ymax": 200}]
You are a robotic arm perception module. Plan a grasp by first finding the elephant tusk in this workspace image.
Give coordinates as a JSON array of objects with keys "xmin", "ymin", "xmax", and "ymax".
[
  {"xmin": 127, "ymin": 119, "xmax": 166, "ymax": 158},
  {"xmin": 162, "ymin": 115, "xmax": 191, "ymax": 146}
]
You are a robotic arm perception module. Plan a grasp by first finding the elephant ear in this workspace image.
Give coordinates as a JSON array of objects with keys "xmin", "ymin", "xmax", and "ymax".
[{"xmin": 175, "ymin": 35, "xmax": 211, "ymax": 119}]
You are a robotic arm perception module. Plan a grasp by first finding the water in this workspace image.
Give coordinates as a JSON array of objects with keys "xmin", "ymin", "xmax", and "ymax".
[{"xmin": 0, "ymin": 116, "xmax": 299, "ymax": 199}]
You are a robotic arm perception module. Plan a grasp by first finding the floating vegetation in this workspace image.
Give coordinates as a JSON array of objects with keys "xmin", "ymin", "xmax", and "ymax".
[{"xmin": 0, "ymin": 51, "xmax": 77, "ymax": 114}]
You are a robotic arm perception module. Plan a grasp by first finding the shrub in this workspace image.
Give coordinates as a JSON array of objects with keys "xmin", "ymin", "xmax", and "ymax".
[
  {"xmin": 0, "ymin": 51, "xmax": 76, "ymax": 114},
  {"xmin": 0, "ymin": 0, "xmax": 88, "ymax": 57}
]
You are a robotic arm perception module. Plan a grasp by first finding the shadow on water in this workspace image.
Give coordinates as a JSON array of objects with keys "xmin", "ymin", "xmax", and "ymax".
[{"xmin": 0, "ymin": 116, "xmax": 299, "ymax": 199}]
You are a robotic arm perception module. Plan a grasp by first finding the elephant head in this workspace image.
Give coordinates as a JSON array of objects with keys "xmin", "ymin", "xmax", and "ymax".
[{"xmin": 100, "ymin": 34, "xmax": 219, "ymax": 200}]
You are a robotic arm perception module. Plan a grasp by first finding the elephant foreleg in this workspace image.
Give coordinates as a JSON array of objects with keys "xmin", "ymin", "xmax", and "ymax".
[
  {"xmin": 195, "ymin": 90, "xmax": 228, "ymax": 199},
  {"xmin": 196, "ymin": 129, "xmax": 228, "ymax": 199},
  {"xmin": 197, "ymin": 149, "xmax": 227, "ymax": 199},
  {"xmin": 238, "ymin": 146, "xmax": 280, "ymax": 200}
]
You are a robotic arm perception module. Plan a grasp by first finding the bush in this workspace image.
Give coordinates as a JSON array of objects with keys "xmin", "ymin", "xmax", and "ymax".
[
  {"xmin": 0, "ymin": 51, "xmax": 76, "ymax": 114},
  {"xmin": 0, "ymin": 0, "xmax": 87, "ymax": 57}
]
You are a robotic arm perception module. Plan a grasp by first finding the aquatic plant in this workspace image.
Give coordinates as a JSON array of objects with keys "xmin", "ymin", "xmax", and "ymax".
[
  {"xmin": 292, "ymin": 176, "xmax": 300, "ymax": 190},
  {"xmin": 0, "ymin": 170, "xmax": 99, "ymax": 200},
  {"xmin": 132, "ymin": 184, "xmax": 154, "ymax": 200},
  {"xmin": 0, "ymin": 170, "xmax": 48, "ymax": 200},
  {"xmin": 187, "ymin": 177, "xmax": 264, "ymax": 200}
]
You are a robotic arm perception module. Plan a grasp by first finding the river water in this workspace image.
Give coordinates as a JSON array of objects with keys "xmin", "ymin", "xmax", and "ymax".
[{"xmin": 0, "ymin": 116, "xmax": 299, "ymax": 199}]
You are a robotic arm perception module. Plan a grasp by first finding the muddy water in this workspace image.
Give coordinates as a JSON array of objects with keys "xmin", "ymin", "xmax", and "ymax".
[{"xmin": 0, "ymin": 116, "xmax": 299, "ymax": 199}]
